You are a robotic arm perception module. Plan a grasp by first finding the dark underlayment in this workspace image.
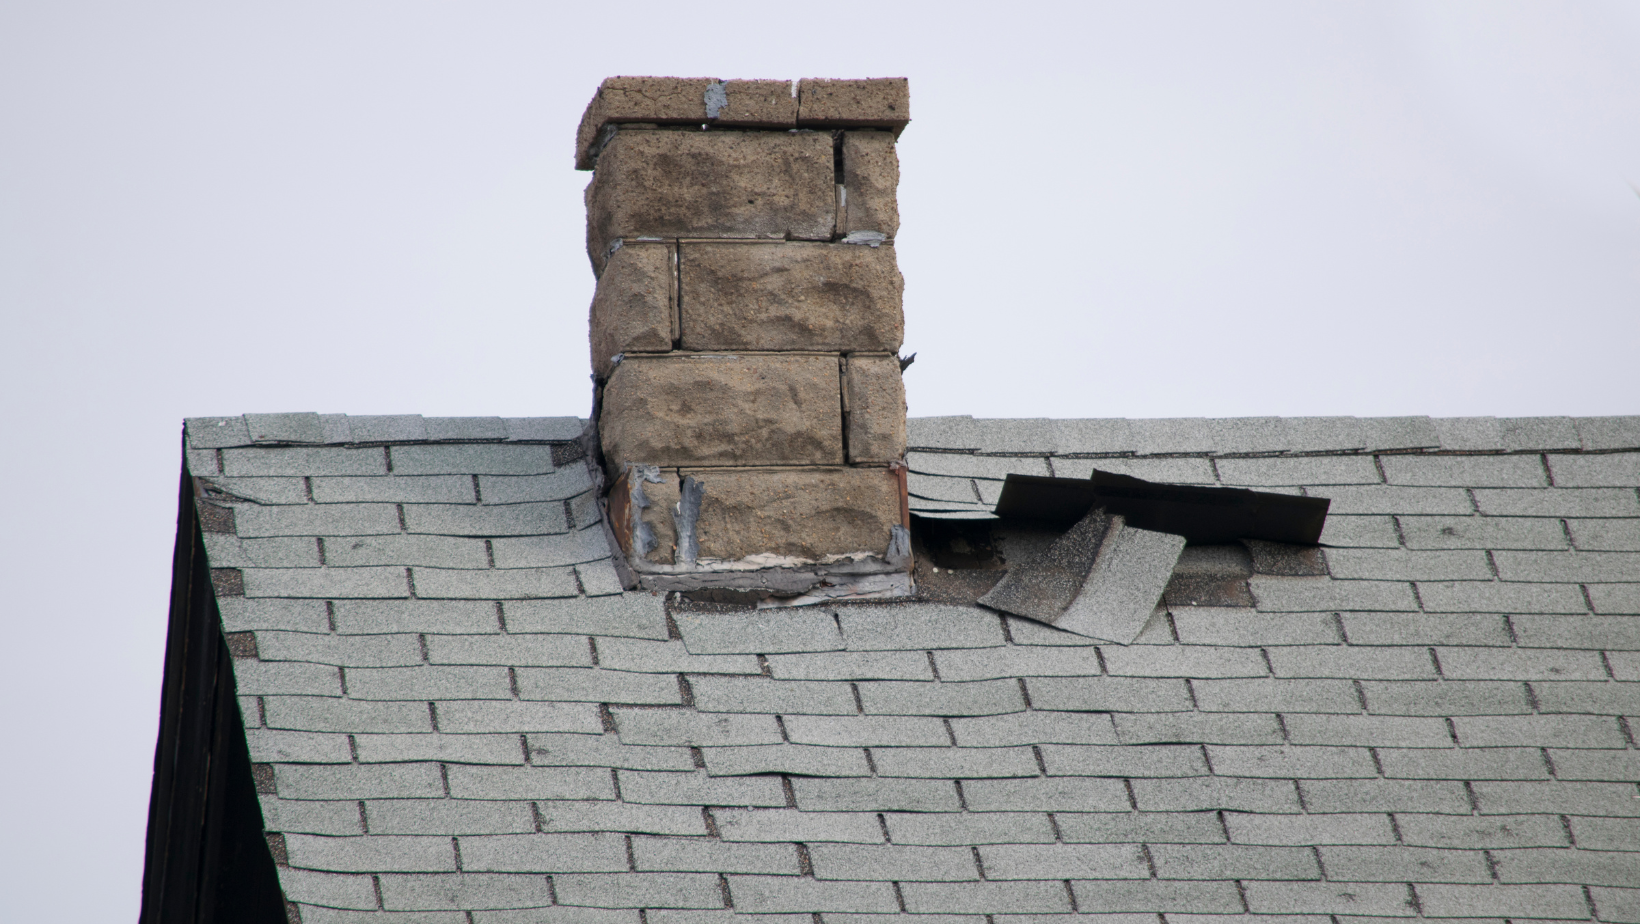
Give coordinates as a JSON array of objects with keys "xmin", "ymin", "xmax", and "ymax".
[{"xmin": 142, "ymin": 412, "xmax": 1640, "ymax": 923}]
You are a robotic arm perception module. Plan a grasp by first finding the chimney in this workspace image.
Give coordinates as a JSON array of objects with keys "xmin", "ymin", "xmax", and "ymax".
[{"xmin": 578, "ymin": 77, "xmax": 912, "ymax": 599}]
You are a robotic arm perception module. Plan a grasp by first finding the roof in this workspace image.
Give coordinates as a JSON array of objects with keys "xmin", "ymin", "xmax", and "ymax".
[{"xmin": 159, "ymin": 412, "xmax": 1640, "ymax": 922}]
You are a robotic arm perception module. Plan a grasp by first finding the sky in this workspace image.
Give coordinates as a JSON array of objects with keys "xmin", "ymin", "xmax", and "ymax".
[{"xmin": 1, "ymin": 1, "xmax": 1637, "ymax": 918}]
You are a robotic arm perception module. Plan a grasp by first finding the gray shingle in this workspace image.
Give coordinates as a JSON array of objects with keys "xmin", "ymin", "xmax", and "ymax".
[
  {"xmin": 1453, "ymin": 714, "xmax": 1626, "ymax": 749},
  {"xmin": 412, "ymin": 567, "xmax": 578, "ymax": 600},
  {"xmin": 332, "ymin": 600, "xmax": 499, "ymax": 634},
  {"xmin": 279, "ymin": 868, "xmax": 379, "ymax": 910},
  {"xmin": 243, "ymin": 566, "xmax": 410, "ymax": 599},
  {"xmin": 259, "ymin": 797, "xmax": 366, "ymax": 835},
  {"xmin": 385, "ymin": 444, "xmax": 552, "ymax": 476},
  {"xmin": 325, "ymin": 534, "xmax": 491, "ymax": 569},
  {"xmin": 361, "ymin": 800, "xmax": 536, "ymax": 836},
  {"xmin": 263, "ymin": 696, "xmax": 433, "ymax": 733},
  {"xmin": 908, "ymin": 473, "xmax": 982, "ymax": 504},
  {"xmin": 1130, "ymin": 776, "xmax": 1299, "ymax": 813},
  {"xmin": 478, "ymin": 469, "xmax": 594, "ymax": 505},
  {"xmin": 1433, "ymin": 417, "xmax": 1506, "ymax": 451},
  {"xmin": 246, "ymin": 729, "xmax": 353, "ymax": 764},
  {"xmin": 503, "ymin": 594, "xmax": 667, "ymax": 639},
  {"xmin": 224, "ymin": 447, "xmax": 388, "ymax": 477},
  {"xmin": 1048, "ymin": 417, "xmax": 1135, "ymax": 454},
  {"xmin": 781, "ymin": 715, "xmax": 952, "ymax": 747},
  {"xmin": 1399, "ymin": 516, "xmax": 1569, "ymax": 551},
  {"xmin": 1568, "ymin": 816, "xmax": 1640, "ymax": 851},
  {"xmin": 1070, "ymin": 879, "xmax": 1244, "ymax": 914},
  {"xmin": 245, "ymin": 412, "xmax": 326, "ymax": 444},
  {"xmin": 1568, "ymin": 518, "xmax": 1640, "ymax": 552},
  {"xmin": 1376, "ymin": 747, "xmax": 1548, "ymax": 780},
  {"xmin": 617, "ymin": 770, "xmax": 786, "ymax": 807},
  {"xmin": 1052, "ymin": 456, "xmax": 1218, "ymax": 483},
  {"xmin": 1055, "ymin": 811, "xmax": 1226, "ymax": 845},
  {"xmin": 1299, "ymin": 779, "xmax": 1470, "ymax": 814},
  {"xmin": 1193, "ymin": 678, "xmax": 1361, "ymax": 714},
  {"xmin": 837, "ymin": 604, "xmax": 1006, "ymax": 651},
  {"xmin": 975, "ymin": 842, "xmax": 1148, "ymax": 880},
  {"xmin": 1475, "ymin": 488, "xmax": 1640, "ymax": 518},
  {"xmin": 515, "ymin": 667, "xmax": 681, "ymax": 705},
  {"xmin": 531, "ymin": 800, "xmax": 707, "ymax": 836},
  {"xmin": 1025, "ymin": 676, "xmax": 1191, "ymax": 712},
  {"xmin": 1004, "ymin": 617, "xmax": 1100, "ymax": 647},
  {"xmin": 312, "ymin": 476, "xmax": 476, "ymax": 504},
  {"xmin": 345, "ymin": 415, "xmax": 428, "ymax": 443},
  {"xmin": 1240, "ymin": 880, "xmax": 1416, "ymax": 916},
  {"xmin": 610, "ymin": 709, "xmax": 783, "ymax": 747},
  {"xmin": 884, "ymin": 811, "xmax": 1056, "ymax": 845},
  {"xmin": 1577, "ymin": 416, "xmax": 1640, "ymax": 451},
  {"xmin": 432, "ymin": 701, "xmax": 601, "ymax": 734},
  {"xmin": 1490, "ymin": 847, "xmax": 1640, "ymax": 887},
  {"xmin": 1215, "ymin": 456, "xmax": 1381, "ymax": 487},
  {"xmin": 1360, "ymin": 416, "xmax": 1441, "ymax": 452},
  {"xmin": 1415, "ymin": 581, "xmax": 1588, "ymax": 614},
  {"xmin": 457, "ymin": 832, "xmax": 627, "ymax": 873},
  {"xmin": 857, "ymin": 679, "xmax": 1025, "ymax": 716},
  {"xmin": 1283, "ymin": 714, "xmax": 1452, "ymax": 748},
  {"xmin": 723, "ymin": 875, "xmax": 899, "ymax": 913},
  {"xmin": 445, "ymin": 765, "xmax": 613, "ymax": 800},
  {"xmin": 1102, "ymin": 645, "xmax": 1270, "ymax": 678},
  {"xmin": 1500, "ymin": 417, "xmax": 1581, "ymax": 451},
  {"xmin": 1114, "ymin": 712, "xmax": 1284, "ymax": 746},
  {"xmin": 1438, "ymin": 648, "xmax": 1610, "ymax": 681},
  {"xmin": 702, "ymin": 744, "xmax": 870, "ymax": 777},
  {"xmin": 1472, "ymin": 780, "xmax": 1640, "ymax": 817},
  {"xmin": 1207, "ymin": 744, "xmax": 1377, "ymax": 779},
  {"xmin": 631, "ymin": 836, "xmax": 798, "ymax": 874},
  {"xmin": 1170, "ymin": 611, "xmax": 1342, "ymax": 648},
  {"xmin": 906, "ymin": 417, "xmax": 984, "ymax": 451},
  {"xmin": 1544, "ymin": 748, "xmax": 1640, "ymax": 781},
  {"xmin": 1250, "ymin": 577, "xmax": 1419, "ymax": 612},
  {"xmin": 204, "ymin": 535, "xmax": 322, "ymax": 569},
  {"xmin": 807, "ymin": 843, "xmax": 978, "ymax": 881},
  {"xmin": 503, "ymin": 417, "xmax": 583, "ymax": 441},
  {"xmin": 235, "ymin": 503, "xmax": 402, "ymax": 537},
  {"xmin": 1415, "ymin": 883, "xmax": 1590, "ymax": 919},
  {"xmin": 1311, "ymin": 485, "xmax": 1473, "ymax": 516},
  {"xmin": 348, "ymin": 665, "xmax": 511, "ymax": 700},
  {"xmin": 275, "ymin": 763, "xmax": 444, "ymax": 800},
  {"xmin": 1494, "ymin": 550, "xmax": 1640, "ymax": 583},
  {"xmin": 525, "ymin": 733, "xmax": 692, "ymax": 771},
  {"xmin": 963, "ymin": 777, "xmax": 1129, "ymax": 812},
  {"xmin": 200, "ymin": 476, "xmax": 310, "ymax": 505},
  {"xmin": 1222, "ymin": 812, "xmax": 1396, "ymax": 846},
  {"xmin": 1590, "ymin": 584, "xmax": 1640, "ymax": 615},
  {"xmin": 1382, "ymin": 456, "xmax": 1547, "ymax": 488},
  {"xmin": 353, "ymin": 733, "xmax": 524, "ymax": 765},
  {"xmin": 907, "ymin": 451, "xmax": 1050, "ymax": 479},
  {"xmin": 186, "ymin": 447, "xmax": 221, "ymax": 474},
  {"xmin": 1128, "ymin": 418, "xmax": 1219, "ymax": 456},
  {"xmin": 1268, "ymin": 646, "xmax": 1438, "ymax": 680},
  {"xmin": 1319, "ymin": 515, "xmax": 1402, "ymax": 548},
  {"xmin": 188, "ymin": 416, "xmax": 252, "ymax": 448},
  {"xmin": 948, "ymin": 712, "xmax": 1120, "ymax": 746},
  {"xmin": 489, "ymin": 528, "xmax": 612, "ymax": 569},
  {"xmin": 688, "ymin": 676, "xmax": 856, "ymax": 715},
  {"xmin": 576, "ymin": 560, "xmax": 624, "ymax": 597},
  {"xmin": 712, "ymin": 808, "xmax": 883, "ymax": 843},
  {"xmin": 1327, "ymin": 549, "xmax": 1494, "ymax": 582},
  {"xmin": 1390, "ymin": 813, "xmax": 1568, "ymax": 848},
  {"xmin": 900, "ymin": 879, "xmax": 1071, "ymax": 914},
  {"xmin": 402, "ymin": 503, "xmax": 568, "ymax": 537},
  {"xmin": 872, "ymin": 745, "xmax": 1038, "ymax": 779},
  {"xmin": 1549, "ymin": 452, "xmax": 1640, "ymax": 487},
  {"xmin": 675, "ymin": 609, "xmax": 842, "ymax": 655},
  {"xmin": 425, "ymin": 634, "xmax": 590, "ymax": 667},
  {"xmin": 231, "ymin": 660, "xmax": 342, "ymax": 696},
  {"xmin": 1041, "ymin": 743, "xmax": 1209, "ymax": 777},
  {"xmin": 793, "ymin": 777, "xmax": 961, "ymax": 812},
  {"xmin": 285, "ymin": 833, "xmax": 458, "ymax": 872},
  {"xmin": 1532, "ymin": 681, "xmax": 1640, "ymax": 715},
  {"xmin": 595, "ymin": 638, "xmax": 760, "ymax": 676},
  {"xmin": 1340, "ymin": 614, "xmax": 1513, "ymax": 647},
  {"xmin": 764, "ymin": 650, "xmax": 932, "ymax": 681},
  {"xmin": 377, "ymin": 872, "xmax": 560, "ymax": 911},
  {"xmin": 421, "ymin": 417, "xmax": 507, "ymax": 441},
  {"xmin": 1149, "ymin": 843, "xmax": 1321, "ymax": 880}
]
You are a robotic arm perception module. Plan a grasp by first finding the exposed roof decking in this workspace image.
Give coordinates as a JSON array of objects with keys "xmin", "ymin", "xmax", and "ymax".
[{"xmin": 183, "ymin": 414, "xmax": 1640, "ymax": 922}]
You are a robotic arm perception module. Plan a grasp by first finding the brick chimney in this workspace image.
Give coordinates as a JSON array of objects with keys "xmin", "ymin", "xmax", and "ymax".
[{"xmin": 578, "ymin": 77, "xmax": 912, "ymax": 599}]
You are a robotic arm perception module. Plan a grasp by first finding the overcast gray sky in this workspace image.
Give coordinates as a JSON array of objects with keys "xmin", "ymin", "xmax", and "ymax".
[{"xmin": 2, "ymin": 2, "xmax": 1637, "ymax": 917}]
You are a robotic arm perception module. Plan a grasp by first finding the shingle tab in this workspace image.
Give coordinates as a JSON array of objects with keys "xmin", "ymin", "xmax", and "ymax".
[
  {"xmin": 412, "ymin": 566, "xmax": 578, "ymax": 600},
  {"xmin": 1576, "ymin": 416, "xmax": 1640, "ymax": 451},
  {"xmin": 1383, "ymin": 455, "xmax": 1546, "ymax": 487},
  {"xmin": 688, "ymin": 676, "xmax": 857, "ymax": 714},
  {"xmin": 701, "ymin": 744, "xmax": 870, "ymax": 777},
  {"xmin": 1222, "ymin": 812, "xmax": 1395, "ymax": 846},
  {"xmin": 793, "ymin": 777, "xmax": 961, "ymax": 812},
  {"xmin": 1070, "ymin": 879, "xmax": 1245, "ymax": 914},
  {"xmin": 631, "ymin": 836, "xmax": 798, "ymax": 874},
  {"xmin": 224, "ymin": 446, "xmax": 388, "ymax": 476},
  {"xmin": 458, "ymin": 832, "xmax": 628, "ymax": 873},
  {"xmin": 516, "ymin": 667, "xmax": 683, "ymax": 704},
  {"xmin": 885, "ymin": 811, "xmax": 1057, "ymax": 845},
  {"xmin": 713, "ymin": 808, "xmax": 883, "ymax": 843},
  {"xmin": 1240, "ymin": 880, "xmax": 1417, "ymax": 916},
  {"xmin": 1399, "ymin": 516, "xmax": 1569, "ymax": 551},
  {"xmin": 675, "ymin": 609, "xmax": 843, "ymax": 654},
  {"xmin": 724, "ymin": 875, "xmax": 900, "ymax": 913},
  {"xmin": 611, "ymin": 709, "xmax": 783, "ymax": 747},
  {"xmin": 1474, "ymin": 488, "xmax": 1640, "ymax": 518},
  {"xmin": 856, "ymin": 679, "xmax": 1025, "ymax": 716},
  {"xmin": 900, "ymin": 879, "xmax": 1071, "ymax": 914},
  {"xmin": 837, "ymin": 604, "xmax": 1005, "ymax": 650},
  {"xmin": 361, "ymin": 799, "xmax": 536, "ymax": 836},
  {"xmin": 781, "ymin": 714, "xmax": 952, "ymax": 747}
]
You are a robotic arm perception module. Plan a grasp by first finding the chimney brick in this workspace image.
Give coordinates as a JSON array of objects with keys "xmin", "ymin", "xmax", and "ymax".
[{"xmin": 581, "ymin": 76, "xmax": 912, "ymax": 591}]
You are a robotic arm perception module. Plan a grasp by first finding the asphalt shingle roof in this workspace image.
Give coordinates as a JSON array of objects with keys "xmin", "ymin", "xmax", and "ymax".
[{"xmin": 184, "ymin": 413, "xmax": 1640, "ymax": 922}]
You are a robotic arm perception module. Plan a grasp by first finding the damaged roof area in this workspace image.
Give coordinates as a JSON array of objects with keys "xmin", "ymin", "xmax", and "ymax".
[{"xmin": 145, "ymin": 412, "xmax": 1640, "ymax": 922}]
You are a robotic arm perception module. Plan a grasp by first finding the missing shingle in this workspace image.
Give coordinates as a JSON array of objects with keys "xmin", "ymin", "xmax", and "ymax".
[
  {"xmin": 211, "ymin": 568, "xmax": 244, "ymax": 597},
  {"xmin": 197, "ymin": 502, "xmax": 236, "ymax": 534},
  {"xmin": 225, "ymin": 632, "xmax": 259, "ymax": 659},
  {"xmin": 251, "ymin": 763, "xmax": 275, "ymax": 794}
]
